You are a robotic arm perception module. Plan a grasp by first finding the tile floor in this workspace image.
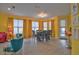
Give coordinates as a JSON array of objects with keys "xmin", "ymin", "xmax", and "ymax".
[{"xmin": 0, "ymin": 37, "xmax": 70, "ymax": 55}]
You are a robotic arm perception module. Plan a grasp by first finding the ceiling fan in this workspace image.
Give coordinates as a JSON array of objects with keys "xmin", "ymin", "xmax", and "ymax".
[{"xmin": 35, "ymin": 6, "xmax": 48, "ymax": 18}]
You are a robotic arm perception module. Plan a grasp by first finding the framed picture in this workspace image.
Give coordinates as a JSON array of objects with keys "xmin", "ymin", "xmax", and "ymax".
[
  {"xmin": 72, "ymin": 3, "xmax": 78, "ymax": 15},
  {"xmin": 73, "ymin": 15, "xmax": 78, "ymax": 26}
]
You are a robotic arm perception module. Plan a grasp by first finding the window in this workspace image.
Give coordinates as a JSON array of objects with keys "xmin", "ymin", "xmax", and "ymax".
[
  {"xmin": 60, "ymin": 20, "xmax": 66, "ymax": 27},
  {"xmin": 60, "ymin": 20, "xmax": 66, "ymax": 37},
  {"xmin": 14, "ymin": 19, "xmax": 23, "ymax": 34},
  {"xmin": 32, "ymin": 22, "xmax": 39, "ymax": 31},
  {"xmin": 43, "ymin": 22, "xmax": 47, "ymax": 30},
  {"xmin": 49, "ymin": 21, "xmax": 51, "ymax": 30},
  {"xmin": 60, "ymin": 28, "xmax": 65, "ymax": 37}
]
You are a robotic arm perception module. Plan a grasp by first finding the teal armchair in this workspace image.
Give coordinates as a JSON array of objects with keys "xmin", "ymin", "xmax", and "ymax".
[{"xmin": 3, "ymin": 38, "xmax": 23, "ymax": 55}]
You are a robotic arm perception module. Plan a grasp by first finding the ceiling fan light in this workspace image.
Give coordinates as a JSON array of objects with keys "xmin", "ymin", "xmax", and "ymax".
[
  {"xmin": 37, "ymin": 12, "xmax": 48, "ymax": 18},
  {"xmin": 8, "ymin": 8, "xmax": 11, "ymax": 11}
]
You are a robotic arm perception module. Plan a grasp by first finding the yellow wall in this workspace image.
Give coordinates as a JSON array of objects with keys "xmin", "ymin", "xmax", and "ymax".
[
  {"xmin": 53, "ymin": 16, "xmax": 59, "ymax": 39},
  {"xmin": 71, "ymin": 40, "xmax": 79, "ymax": 55},
  {"xmin": 39, "ymin": 19, "xmax": 43, "ymax": 30},
  {"xmin": 51, "ymin": 20, "xmax": 55, "ymax": 37},
  {"xmin": 0, "ymin": 12, "xmax": 8, "ymax": 32},
  {"xmin": 24, "ymin": 19, "xmax": 32, "ymax": 38},
  {"xmin": 27, "ymin": 20, "xmax": 32, "ymax": 38}
]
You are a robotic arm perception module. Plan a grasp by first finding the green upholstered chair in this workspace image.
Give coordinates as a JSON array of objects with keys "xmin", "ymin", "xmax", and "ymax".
[{"xmin": 3, "ymin": 37, "xmax": 23, "ymax": 55}]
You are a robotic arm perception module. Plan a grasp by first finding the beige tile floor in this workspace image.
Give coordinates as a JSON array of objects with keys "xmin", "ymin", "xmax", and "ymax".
[{"xmin": 0, "ymin": 37, "xmax": 70, "ymax": 55}]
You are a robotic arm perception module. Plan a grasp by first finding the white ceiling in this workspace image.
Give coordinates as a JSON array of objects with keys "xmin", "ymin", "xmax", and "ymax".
[{"xmin": 0, "ymin": 3, "xmax": 71, "ymax": 18}]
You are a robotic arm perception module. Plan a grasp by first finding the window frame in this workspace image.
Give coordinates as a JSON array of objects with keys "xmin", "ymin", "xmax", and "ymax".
[{"xmin": 13, "ymin": 19, "xmax": 23, "ymax": 34}]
